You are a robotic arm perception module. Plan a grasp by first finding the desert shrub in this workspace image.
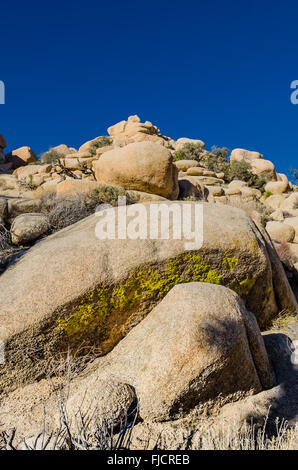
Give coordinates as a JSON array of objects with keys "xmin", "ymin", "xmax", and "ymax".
[
  {"xmin": 173, "ymin": 142, "xmax": 205, "ymax": 162},
  {"xmin": 174, "ymin": 143, "xmax": 230, "ymax": 174},
  {"xmin": 0, "ymin": 349, "xmax": 138, "ymax": 451},
  {"xmin": 199, "ymin": 148, "xmax": 229, "ymax": 173},
  {"xmin": 94, "ymin": 185, "xmax": 138, "ymax": 206},
  {"xmin": 41, "ymin": 187, "xmax": 139, "ymax": 234},
  {"xmin": 2, "ymin": 412, "xmax": 298, "ymax": 450},
  {"xmin": 0, "ymin": 224, "xmax": 11, "ymax": 250},
  {"xmin": 27, "ymin": 174, "xmax": 38, "ymax": 191},
  {"xmin": 223, "ymin": 161, "xmax": 267, "ymax": 191},
  {"xmin": 40, "ymin": 149, "xmax": 65, "ymax": 164},
  {"xmin": 0, "ymin": 225, "xmax": 19, "ymax": 274},
  {"xmin": 263, "ymin": 191, "xmax": 273, "ymax": 198},
  {"xmin": 224, "ymin": 160, "xmax": 252, "ymax": 182},
  {"xmin": 289, "ymin": 168, "xmax": 298, "ymax": 184},
  {"xmin": 89, "ymin": 137, "xmax": 112, "ymax": 156}
]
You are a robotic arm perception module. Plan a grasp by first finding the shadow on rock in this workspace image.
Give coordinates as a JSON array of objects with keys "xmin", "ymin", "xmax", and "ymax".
[{"xmin": 263, "ymin": 332, "xmax": 298, "ymax": 428}]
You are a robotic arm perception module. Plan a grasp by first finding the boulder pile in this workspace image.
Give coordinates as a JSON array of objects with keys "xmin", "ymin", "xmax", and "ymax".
[{"xmin": 0, "ymin": 116, "xmax": 297, "ymax": 448}]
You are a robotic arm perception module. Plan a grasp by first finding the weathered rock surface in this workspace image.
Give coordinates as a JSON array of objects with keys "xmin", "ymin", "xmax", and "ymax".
[
  {"xmin": 107, "ymin": 115, "xmax": 173, "ymax": 148},
  {"xmin": 265, "ymin": 181, "xmax": 288, "ymax": 195},
  {"xmin": 7, "ymin": 198, "xmax": 43, "ymax": 222},
  {"xmin": 75, "ymin": 283, "xmax": 274, "ymax": 422},
  {"xmin": 51, "ymin": 144, "xmax": 77, "ymax": 155},
  {"xmin": 280, "ymin": 193, "xmax": 298, "ymax": 211},
  {"xmin": 178, "ymin": 176, "xmax": 206, "ymax": 200},
  {"xmin": 0, "ymin": 329, "xmax": 296, "ymax": 448},
  {"xmin": 10, "ymin": 213, "xmax": 49, "ymax": 245},
  {"xmin": 128, "ymin": 330, "xmax": 298, "ymax": 449},
  {"xmin": 14, "ymin": 164, "xmax": 52, "ymax": 180},
  {"xmin": 173, "ymin": 160, "xmax": 200, "ymax": 172},
  {"xmin": 6, "ymin": 146, "xmax": 38, "ymax": 168},
  {"xmin": 284, "ymin": 216, "xmax": 298, "ymax": 243},
  {"xmin": 56, "ymin": 179, "xmax": 102, "ymax": 196},
  {"xmin": 230, "ymin": 149, "xmax": 263, "ymax": 162},
  {"xmin": 251, "ymin": 159, "xmax": 276, "ymax": 179},
  {"xmin": 270, "ymin": 208, "xmax": 284, "ymax": 222},
  {"xmin": 228, "ymin": 180, "xmax": 249, "ymax": 189},
  {"xmin": 64, "ymin": 379, "xmax": 136, "ymax": 429},
  {"xmin": 93, "ymin": 142, "xmax": 179, "ymax": 199},
  {"xmin": 266, "ymin": 221, "xmax": 295, "ymax": 243},
  {"xmin": 264, "ymin": 194, "xmax": 286, "ymax": 211},
  {"xmin": 175, "ymin": 138, "xmax": 205, "ymax": 151},
  {"xmin": 0, "ymin": 202, "xmax": 296, "ymax": 394}
]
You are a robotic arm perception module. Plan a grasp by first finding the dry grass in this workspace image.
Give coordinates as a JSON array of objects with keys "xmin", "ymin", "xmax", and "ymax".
[
  {"xmin": 190, "ymin": 419, "xmax": 298, "ymax": 450},
  {"xmin": 0, "ymin": 351, "xmax": 297, "ymax": 450},
  {"xmin": 1, "ymin": 412, "xmax": 297, "ymax": 450},
  {"xmin": 0, "ymin": 224, "xmax": 11, "ymax": 250},
  {"xmin": 271, "ymin": 308, "xmax": 298, "ymax": 330},
  {"xmin": 40, "ymin": 187, "xmax": 139, "ymax": 234}
]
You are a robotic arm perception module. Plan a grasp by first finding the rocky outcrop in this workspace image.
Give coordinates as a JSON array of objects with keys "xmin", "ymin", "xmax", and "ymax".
[
  {"xmin": 230, "ymin": 149, "xmax": 263, "ymax": 162},
  {"xmin": 65, "ymin": 283, "xmax": 275, "ymax": 422},
  {"xmin": 175, "ymin": 138, "xmax": 205, "ymax": 151},
  {"xmin": 265, "ymin": 180, "xmax": 288, "ymax": 195},
  {"xmin": 56, "ymin": 180, "xmax": 102, "ymax": 196},
  {"xmin": 173, "ymin": 160, "xmax": 200, "ymax": 172},
  {"xmin": 0, "ymin": 202, "xmax": 296, "ymax": 395},
  {"xmin": 93, "ymin": 142, "xmax": 179, "ymax": 200},
  {"xmin": 250, "ymin": 159, "xmax": 276, "ymax": 179},
  {"xmin": 284, "ymin": 217, "xmax": 298, "ymax": 244},
  {"xmin": 6, "ymin": 146, "xmax": 38, "ymax": 168},
  {"xmin": 107, "ymin": 115, "xmax": 174, "ymax": 148}
]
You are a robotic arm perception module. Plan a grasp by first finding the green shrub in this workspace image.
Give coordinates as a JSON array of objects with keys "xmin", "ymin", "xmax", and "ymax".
[
  {"xmin": 224, "ymin": 161, "xmax": 267, "ymax": 192},
  {"xmin": 173, "ymin": 143, "xmax": 229, "ymax": 174},
  {"xmin": 174, "ymin": 143, "xmax": 267, "ymax": 191},
  {"xmin": 40, "ymin": 149, "xmax": 65, "ymax": 164},
  {"xmin": 89, "ymin": 137, "xmax": 112, "ymax": 155},
  {"xmin": 263, "ymin": 191, "xmax": 273, "ymax": 198},
  {"xmin": 200, "ymin": 147, "xmax": 229, "ymax": 172},
  {"xmin": 173, "ymin": 142, "xmax": 205, "ymax": 162},
  {"xmin": 26, "ymin": 174, "xmax": 38, "ymax": 191}
]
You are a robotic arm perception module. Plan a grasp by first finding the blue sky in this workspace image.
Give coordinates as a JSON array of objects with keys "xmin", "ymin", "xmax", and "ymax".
[{"xmin": 0, "ymin": 0, "xmax": 297, "ymax": 177}]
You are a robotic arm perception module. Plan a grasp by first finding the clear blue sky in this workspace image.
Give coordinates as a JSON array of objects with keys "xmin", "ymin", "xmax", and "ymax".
[{"xmin": 1, "ymin": 0, "xmax": 298, "ymax": 176}]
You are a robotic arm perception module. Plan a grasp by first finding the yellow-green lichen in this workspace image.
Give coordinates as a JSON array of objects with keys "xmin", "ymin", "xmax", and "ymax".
[
  {"xmin": 234, "ymin": 276, "xmax": 257, "ymax": 297},
  {"xmin": 57, "ymin": 254, "xmax": 223, "ymax": 335},
  {"xmin": 261, "ymin": 286, "xmax": 273, "ymax": 309},
  {"xmin": 222, "ymin": 253, "xmax": 239, "ymax": 272}
]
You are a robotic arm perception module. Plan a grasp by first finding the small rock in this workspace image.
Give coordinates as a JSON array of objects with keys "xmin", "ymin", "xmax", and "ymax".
[
  {"xmin": 174, "ymin": 160, "xmax": 200, "ymax": 172},
  {"xmin": 266, "ymin": 221, "xmax": 295, "ymax": 243},
  {"xmin": 11, "ymin": 213, "xmax": 49, "ymax": 245}
]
